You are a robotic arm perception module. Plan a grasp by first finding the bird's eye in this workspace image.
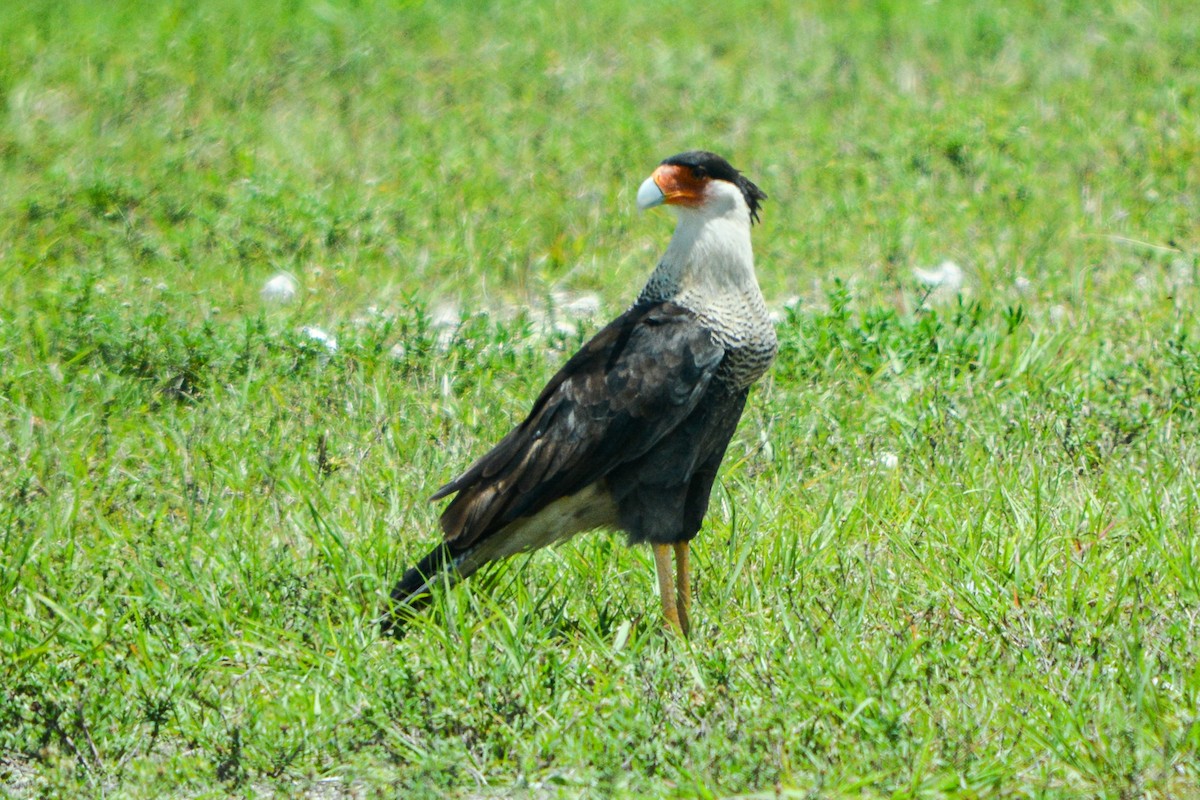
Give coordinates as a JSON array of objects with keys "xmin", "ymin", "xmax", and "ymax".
[{"xmin": 691, "ymin": 166, "xmax": 707, "ymax": 179}]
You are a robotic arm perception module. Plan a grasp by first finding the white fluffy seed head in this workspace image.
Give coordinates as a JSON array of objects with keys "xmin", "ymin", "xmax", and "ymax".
[
  {"xmin": 301, "ymin": 326, "xmax": 337, "ymax": 352},
  {"xmin": 913, "ymin": 261, "xmax": 964, "ymax": 292},
  {"xmin": 262, "ymin": 273, "xmax": 298, "ymax": 303}
]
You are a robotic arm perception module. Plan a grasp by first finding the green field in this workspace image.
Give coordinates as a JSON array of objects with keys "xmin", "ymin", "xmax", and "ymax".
[{"xmin": 3, "ymin": 0, "xmax": 1200, "ymax": 797}]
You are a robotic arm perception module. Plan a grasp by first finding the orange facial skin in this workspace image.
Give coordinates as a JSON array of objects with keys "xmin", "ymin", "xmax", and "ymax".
[{"xmin": 650, "ymin": 164, "xmax": 709, "ymax": 208}]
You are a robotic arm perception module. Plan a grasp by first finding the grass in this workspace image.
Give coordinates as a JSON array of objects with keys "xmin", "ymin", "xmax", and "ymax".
[{"xmin": 2, "ymin": 0, "xmax": 1200, "ymax": 796}]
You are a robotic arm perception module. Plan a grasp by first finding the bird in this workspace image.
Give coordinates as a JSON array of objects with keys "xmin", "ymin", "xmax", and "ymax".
[{"xmin": 382, "ymin": 151, "xmax": 776, "ymax": 637}]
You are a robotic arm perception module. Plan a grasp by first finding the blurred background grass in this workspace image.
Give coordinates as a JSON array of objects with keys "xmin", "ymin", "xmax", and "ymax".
[{"xmin": 3, "ymin": 0, "xmax": 1196, "ymax": 313}]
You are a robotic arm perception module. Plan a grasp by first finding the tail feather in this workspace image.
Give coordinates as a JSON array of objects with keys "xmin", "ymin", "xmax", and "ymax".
[{"xmin": 381, "ymin": 542, "xmax": 457, "ymax": 637}]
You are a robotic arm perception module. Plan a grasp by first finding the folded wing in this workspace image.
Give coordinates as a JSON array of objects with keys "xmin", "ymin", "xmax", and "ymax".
[{"xmin": 433, "ymin": 301, "xmax": 725, "ymax": 551}]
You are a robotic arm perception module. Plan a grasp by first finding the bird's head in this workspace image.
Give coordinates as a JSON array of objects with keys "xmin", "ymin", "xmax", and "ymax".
[{"xmin": 636, "ymin": 150, "xmax": 767, "ymax": 225}]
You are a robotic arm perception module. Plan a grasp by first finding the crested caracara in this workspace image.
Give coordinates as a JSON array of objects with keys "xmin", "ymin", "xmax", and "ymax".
[{"xmin": 383, "ymin": 151, "xmax": 776, "ymax": 637}]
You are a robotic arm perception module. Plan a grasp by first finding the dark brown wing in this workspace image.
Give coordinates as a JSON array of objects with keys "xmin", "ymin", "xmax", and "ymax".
[{"xmin": 432, "ymin": 301, "xmax": 725, "ymax": 550}]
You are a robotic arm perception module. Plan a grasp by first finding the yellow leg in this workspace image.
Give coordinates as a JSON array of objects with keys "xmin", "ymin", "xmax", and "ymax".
[
  {"xmin": 674, "ymin": 542, "xmax": 691, "ymax": 637},
  {"xmin": 652, "ymin": 544, "xmax": 683, "ymax": 635}
]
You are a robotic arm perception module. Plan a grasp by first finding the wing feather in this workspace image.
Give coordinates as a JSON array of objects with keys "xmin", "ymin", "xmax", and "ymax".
[{"xmin": 434, "ymin": 301, "xmax": 724, "ymax": 549}]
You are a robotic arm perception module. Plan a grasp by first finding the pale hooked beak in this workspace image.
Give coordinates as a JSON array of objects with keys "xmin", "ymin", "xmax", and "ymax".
[{"xmin": 636, "ymin": 175, "xmax": 665, "ymax": 210}]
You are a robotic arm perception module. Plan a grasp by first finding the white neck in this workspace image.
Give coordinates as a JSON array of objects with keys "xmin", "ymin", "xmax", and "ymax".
[{"xmin": 638, "ymin": 182, "xmax": 761, "ymax": 309}]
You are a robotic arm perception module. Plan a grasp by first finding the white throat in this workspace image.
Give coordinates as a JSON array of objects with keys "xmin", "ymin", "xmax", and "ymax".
[
  {"xmin": 638, "ymin": 182, "xmax": 761, "ymax": 310},
  {"xmin": 636, "ymin": 177, "xmax": 778, "ymax": 388}
]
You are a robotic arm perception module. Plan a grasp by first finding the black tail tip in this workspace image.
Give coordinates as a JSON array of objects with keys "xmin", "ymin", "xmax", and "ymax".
[
  {"xmin": 379, "ymin": 543, "xmax": 454, "ymax": 638},
  {"xmin": 379, "ymin": 584, "xmax": 435, "ymax": 638}
]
